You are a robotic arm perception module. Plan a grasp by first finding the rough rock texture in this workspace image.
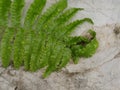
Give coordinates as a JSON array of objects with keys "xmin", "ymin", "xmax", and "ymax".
[{"xmin": 0, "ymin": 0, "xmax": 120, "ymax": 90}]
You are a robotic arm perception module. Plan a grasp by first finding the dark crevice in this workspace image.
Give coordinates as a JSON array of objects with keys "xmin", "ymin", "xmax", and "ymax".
[
  {"xmin": 15, "ymin": 86, "xmax": 18, "ymax": 90},
  {"xmin": 114, "ymin": 52, "xmax": 120, "ymax": 59},
  {"xmin": 114, "ymin": 25, "xmax": 120, "ymax": 35}
]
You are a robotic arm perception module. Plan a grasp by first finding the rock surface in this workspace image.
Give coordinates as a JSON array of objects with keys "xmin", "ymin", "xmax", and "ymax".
[{"xmin": 0, "ymin": 0, "xmax": 120, "ymax": 90}]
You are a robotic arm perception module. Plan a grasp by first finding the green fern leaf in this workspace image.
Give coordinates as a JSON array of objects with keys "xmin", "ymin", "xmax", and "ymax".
[
  {"xmin": 23, "ymin": 30, "xmax": 35, "ymax": 70},
  {"xmin": 0, "ymin": 0, "xmax": 99, "ymax": 78},
  {"xmin": 34, "ymin": 0, "xmax": 67, "ymax": 31},
  {"xmin": 70, "ymin": 30, "xmax": 99, "ymax": 64},
  {"xmin": 30, "ymin": 37, "xmax": 45, "ymax": 71},
  {"xmin": 65, "ymin": 36, "xmax": 90, "ymax": 47},
  {"xmin": 0, "ymin": 28, "xmax": 14, "ymax": 67},
  {"xmin": 72, "ymin": 38, "xmax": 98, "ymax": 64},
  {"xmin": 63, "ymin": 18, "xmax": 94, "ymax": 36},
  {"xmin": 43, "ymin": 41, "xmax": 64, "ymax": 78},
  {"xmin": 44, "ymin": 8, "xmax": 83, "ymax": 36},
  {"xmin": 32, "ymin": 8, "xmax": 83, "ymax": 60},
  {"xmin": 56, "ymin": 18, "xmax": 93, "ymax": 40},
  {"xmin": 56, "ymin": 8, "xmax": 84, "ymax": 24},
  {"xmin": 29, "ymin": 0, "xmax": 68, "ymax": 71},
  {"xmin": 36, "ymin": 40, "xmax": 51, "ymax": 69},
  {"xmin": 24, "ymin": 0, "xmax": 46, "ymax": 28},
  {"xmin": 57, "ymin": 48, "xmax": 71, "ymax": 69},
  {"xmin": 10, "ymin": 0, "xmax": 24, "ymax": 27},
  {"xmin": 13, "ymin": 28, "xmax": 25, "ymax": 69},
  {"xmin": 0, "ymin": 0, "xmax": 11, "ymax": 26}
]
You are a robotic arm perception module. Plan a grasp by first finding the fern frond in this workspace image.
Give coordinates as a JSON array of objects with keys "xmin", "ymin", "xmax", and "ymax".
[
  {"xmin": 42, "ymin": 41, "xmax": 70, "ymax": 78},
  {"xmin": 34, "ymin": 0, "xmax": 67, "ymax": 31},
  {"xmin": 0, "ymin": 0, "xmax": 98, "ymax": 78},
  {"xmin": 78, "ymin": 38, "xmax": 98, "ymax": 57},
  {"xmin": 10, "ymin": 0, "xmax": 24, "ymax": 27},
  {"xmin": 30, "ymin": 37, "xmax": 45, "ymax": 71},
  {"xmin": 35, "ymin": 8, "xmax": 83, "ymax": 51},
  {"xmin": 57, "ymin": 48, "xmax": 71, "ymax": 69},
  {"xmin": 0, "ymin": 0, "xmax": 11, "ymax": 26},
  {"xmin": 0, "ymin": 27, "xmax": 5, "ymax": 42},
  {"xmin": 56, "ymin": 8, "xmax": 84, "ymax": 24},
  {"xmin": 63, "ymin": 18, "xmax": 94, "ymax": 35},
  {"xmin": 72, "ymin": 38, "xmax": 98, "ymax": 64},
  {"xmin": 22, "ymin": 0, "xmax": 46, "ymax": 70},
  {"xmin": 24, "ymin": 0, "xmax": 46, "ymax": 28},
  {"xmin": 24, "ymin": 0, "xmax": 67, "ymax": 70},
  {"xmin": 70, "ymin": 30, "xmax": 99, "ymax": 64},
  {"xmin": 29, "ymin": 0, "xmax": 68, "ymax": 70},
  {"xmin": 36, "ymin": 40, "xmax": 51, "ymax": 69},
  {"xmin": 44, "ymin": 8, "xmax": 83, "ymax": 35},
  {"xmin": 13, "ymin": 28, "xmax": 24, "ymax": 69},
  {"xmin": 65, "ymin": 36, "xmax": 90, "ymax": 47},
  {"xmin": 43, "ymin": 66, "xmax": 55, "ymax": 78},
  {"xmin": 0, "ymin": 28, "xmax": 14, "ymax": 67},
  {"xmin": 23, "ymin": 30, "xmax": 35, "ymax": 70},
  {"xmin": 43, "ymin": 41, "xmax": 64, "ymax": 78},
  {"xmin": 56, "ymin": 18, "xmax": 94, "ymax": 39}
]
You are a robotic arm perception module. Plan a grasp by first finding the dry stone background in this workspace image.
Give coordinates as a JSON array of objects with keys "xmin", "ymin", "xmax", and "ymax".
[{"xmin": 0, "ymin": 0, "xmax": 120, "ymax": 90}]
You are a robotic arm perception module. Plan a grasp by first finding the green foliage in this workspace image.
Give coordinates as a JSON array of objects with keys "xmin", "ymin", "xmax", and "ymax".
[
  {"xmin": 13, "ymin": 28, "xmax": 25, "ymax": 69},
  {"xmin": 0, "ymin": 0, "xmax": 11, "ymax": 26},
  {"xmin": 69, "ymin": 30, "xmax": 99, "ymax": 64},
  {"xmin": 0, "ymin": 0, "xmax": 99, "ymax": 78},
  {"xmin": 0, "ymin": 0, "xmax": 11, "ymax": 41},
  {"xmin": 24, "ymin": 0, "xmax": 46, "ymax": 28},
  {"xmin": 1, "ymin": 28, "xmax": 14, "ymax": 67},
  {"xmin": 10, "ymin": 0, "xmax": 24, "ymax": 27}
]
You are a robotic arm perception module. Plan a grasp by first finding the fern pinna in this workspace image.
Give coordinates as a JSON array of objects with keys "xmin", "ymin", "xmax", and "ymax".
[{"xmin": 0, "ymin": 0, "xmax": 99, "ymax": 78}]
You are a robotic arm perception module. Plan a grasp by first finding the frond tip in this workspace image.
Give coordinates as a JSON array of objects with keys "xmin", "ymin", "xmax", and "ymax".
[{"xmin": 69, "ymin": 30, "xmax": 99, "ymax": 64}]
